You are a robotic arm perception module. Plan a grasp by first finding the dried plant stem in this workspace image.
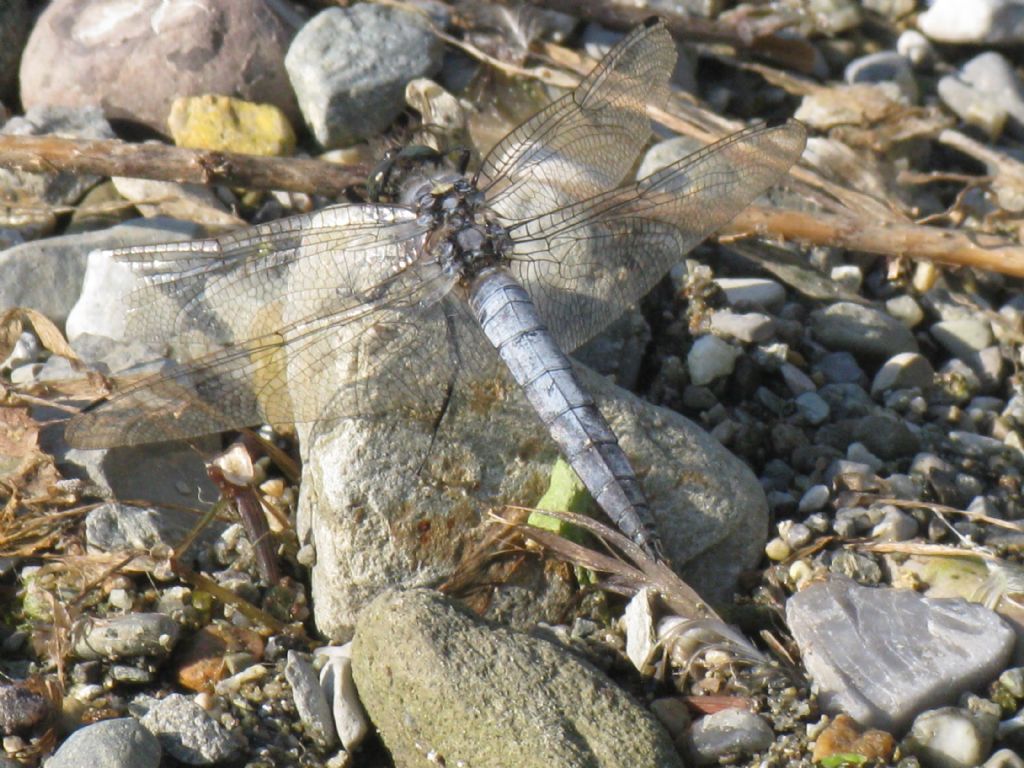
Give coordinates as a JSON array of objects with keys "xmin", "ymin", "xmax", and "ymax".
[
  {"xmin": 727, "ymin": 205, "xmax": 1024, "ymax": 279},
  {"xmin": 0, "ymin": 134, "xmax": 367, "ymax": 196}
]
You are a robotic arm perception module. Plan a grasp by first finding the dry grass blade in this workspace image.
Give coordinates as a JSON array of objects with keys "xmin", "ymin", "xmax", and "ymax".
[{"xmin": 498, "ymin": 505, "xmax": 718, "ymax": 621}]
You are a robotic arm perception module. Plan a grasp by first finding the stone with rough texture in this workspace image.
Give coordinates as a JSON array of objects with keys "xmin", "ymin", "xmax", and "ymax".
[
  {"xmin": 904, "ymin": 705, "xmax": 998, "ymax": 768},
  {"xmin": 43, "ymin": 718, "xmax": 161, "ymax": 768},
  {"xmin": 687, "ymin": 335, "xmax": 741, "ymax": 386},
  {"xmin": 299, "ymin": 364, "xmax": 769, "ymax": 641},
  {"xmin": 352, "ymin": 589, "xmax": 684, "ymax": 768},
  {"xmin": 286, "ymin": 5, "xmax": 443, "ymax": 147},
  {"xmin": 285, "ymin": 651, "xmax": 336, "ymax": 749},
  {"xmin": 137, "ymin": 693, "xmax": 243, "ymax": 765},
  {"xmin": 0, "ymin": 684, "xmax": 49, "ymax": 734},
  {"xmin": 810, "ymin": 302, "xmax": 918, "ymax": 361},
  {"xmin": 168, "ymin": 95, "xmax": 296, "ymax": 155},
  {"xmin": 20, "ymin": 0, "xmax": 301, "ymax": 134},
  {"xmin": 787, "ymin": 578, "xmax": 1014, "ymax": 732},
  {"xmin": 85, "ymin": 502, "xmax": 225, "ymax": 564}
]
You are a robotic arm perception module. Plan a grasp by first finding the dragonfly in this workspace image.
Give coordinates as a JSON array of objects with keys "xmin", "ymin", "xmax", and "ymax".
[{"xmin": 65, "ymin": 19, "xmax": 807, "ymax": 560}]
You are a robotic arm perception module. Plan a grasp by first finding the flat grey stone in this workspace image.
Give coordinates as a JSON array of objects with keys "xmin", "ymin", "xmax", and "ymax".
[
  {"xmin": 709, "ymin": 310, "xmax": 775, "ymax": 343},
  {"xmin": 85, "ymin": 502, "xmax": 225, "ymax": 563},
  {"xmin": 352, "ymin": 589, "xmax": 684, "ymax": 768},
  {"xmin": 810, "ymin": 302, "xmax": 918, "ymax": 360},
  {"xmin": 285, "ymin": 651, "xmax": 336, "ymax": 749},
  {"xmin": 299, "ymin": 364, "xmax": 769, "ymax": 640},
  {"xmin": 786, "ymin": 577, "xmax": 1014, "ymax": 731},
  {"xmin": 0, "ymin": 217, "xmax": 200, "ymax": 328},
  {"xmin": 714, "ymin": 277, "xmax": 786, "ymax": 311},
  {"xmin": 43, "ymin": 718, "xmax": 161, "ymax": 768},
  {"xmin": 686, "ymin": 708, "xmax": 773, "ymax": 765},
  {"xmin": 931, "ymin": 318, "xmax": 995, "ymax": 359},
  {"xmin": 138, "ymin": 693, "xmax": 243, "ymax": 765},
  {"xmin": 286, "ymin": 5, "xmax": 443, "ymax": 146},
  {"xmin": 72, "ymin": 613, "xmax": 180, "ymax": 661}
]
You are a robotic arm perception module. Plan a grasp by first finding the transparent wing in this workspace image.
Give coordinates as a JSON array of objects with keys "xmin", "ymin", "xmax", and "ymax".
[
  {"xmin": 64, "ymin": 208, "xmax": 478, "ymax": 448},
  {"xmin": 114, "ymin": 205, "xmax": 429, "ymax": 359},
  {"xmin": 477, "ymin": 19, "xmax": 676, "ymax": 223},
  {"xmin": 506, "ymin": 120, "xmax": 808, "ymax": 351}
]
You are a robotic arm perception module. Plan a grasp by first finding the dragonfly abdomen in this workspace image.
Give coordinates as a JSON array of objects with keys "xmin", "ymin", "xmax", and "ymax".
[{"xmin": 469, "ymin": 269, "xmax": 662, "ymax": 558}]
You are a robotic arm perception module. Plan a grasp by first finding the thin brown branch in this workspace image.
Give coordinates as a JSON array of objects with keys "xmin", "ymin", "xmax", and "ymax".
[
  {"xmin": 0, "ymin": 135, "xmax": 368, "ymax": 197},
  {"xmin": 725, "ymin": 205, "xmax": 1024, "ymax": 278},
  {"xmin": 524, "ymin": 0, "xmax": 818, "ymax": 74}
]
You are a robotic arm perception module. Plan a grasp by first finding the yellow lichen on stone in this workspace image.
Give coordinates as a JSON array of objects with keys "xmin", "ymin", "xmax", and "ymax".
[{"xmin": 168, "ymin": 94, "xmax": 296, "ymax": 156}]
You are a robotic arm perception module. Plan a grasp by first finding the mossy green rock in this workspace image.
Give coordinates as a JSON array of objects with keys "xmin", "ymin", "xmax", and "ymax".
[{"xmin": 352, "ymin": 589, "xmax": 684, "ymax": 768}]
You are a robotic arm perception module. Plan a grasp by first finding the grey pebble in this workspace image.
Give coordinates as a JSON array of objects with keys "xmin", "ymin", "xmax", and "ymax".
[
  {"xmin": 780, "ymin": 362, "xmax": 817, "ymax": 396},
  {"xmin": 687, "ymin": 335, "xmax": 740, "ymax": 386},
  {"xmin": 871, "ymin": 506, "xmax": 919, "ymax": 542},
  {"xmin": 845, "ymin": 51, "xmax": 917, "ymax": 102},
  {"xmin": 787, "ymin": 578, "xmax": 1014, "ymax": 731},
  {"xmin": 686, "ymin": 708, "xmax": 774, "ymax": 766},
  {"xmin": 948, "ymin": 430, "xmax": 1006, "ymax": 457},
  {"xmin": 846, "ymin": 442, "xmax": 883, "ymax": 472},
  {"xmin": 931, "ymin": 318, "xmax": 995, "ymax": 359},
  {"xmin": 871, "ymin": 352, "xmax": 934, "ymax": 396},
  {"xmin": 138, "ymin": 693, "xmax": 244, "ymax": 765},
  {"xmin": 795, "ymin": 392, "xmax": 830, "ymax": 425},
  {"xmin": 815, "ymin": 351, "xmax": 865, "ymax": 385},
  {"xmin": 810, "ymin": 302, "xmax": 918, "ymax": 360},
  {"xmin": 984, "ymin": 750, "xmax": 1024, "ymax": 768},
  {"xmin": 798, "ymin": 484, "xmax": 830, "ymax": 513},
  {"xmin": 780, "ymin": 521, "xmax": 813, "ymax": 549},
  {"xmin": 904, "ymin": 703, "xmax": 999, "ymax": 768},
  {"xmin": 714, "ymin": 277, "xmax": 786, "ymax": 311},
  {"xmin": 43, "ymin": 718, "xmax": 161, "ymax": 768},
  {"xmin": 829, "ymin": 550, "xmax": 882, "ymax": 583},
  {"xmin": 853, "ymin": 414, "xmax": 920, "ymax": 460},
  {"xmin": 285, "ymin": 651, "xmax": 337, "ymax": 749},
  {"xmin": 72, "ymin": 613, "xmax": 180, "ymax": 661},
  {"xmin": 0, "ymin": 331, "xmax": 39, "ymax": 371},
  {"xmin": 886, "ymin": 294, "xmax": 925, "ymax": 328},
  {"xmin": 285, "ymin": 5, "xmax": 443, "ymax": 147},
  {"xmin": 708, "ymin": 310, "xmax": 775, "ymax": 343},
  {"xmin": 938, "ymin": 51, "xmax": 1024, "ymax": 138}
]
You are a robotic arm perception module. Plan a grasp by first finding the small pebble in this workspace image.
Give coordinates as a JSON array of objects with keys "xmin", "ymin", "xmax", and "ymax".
[
  {"xmin": 714, "ymin": 277, "xmax": 786, "ymax": 310},
  {"xmin": 799, "ymin": 485, "xmax": 830, "ymax": 513},
  {"xmin": 871, "ymin": 507, "xmax": 919, "ymax": 542},
  {"xmin": 765, "ymin": 537, "xmax": 792, "ymax": 561},
  {"xmin": 686, "ymin": 708, "xmax": 774, "ymax": 766},
  {"xmin": 871, "ymin": 352, "xmax": 935, "ymax": 396},
  {"xmin": 904, "ymin": 706, "xmax": 997, "ymax": 768},
  {"xmin": 687, "ymin": 335, "xmax": 741, "ymax": 386},
  {"xmin": 708, "ymin": 310, "xmax": 776, "ymax": 343}
]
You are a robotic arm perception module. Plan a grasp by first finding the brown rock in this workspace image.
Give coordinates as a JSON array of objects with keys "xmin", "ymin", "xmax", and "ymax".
[
  {"xmin": 812, "ymin": 714, "xmax": 895, "ymax": 763},
  {"xmin": 19, "ymin": 0, "xmax": 301, "ymax": 134},
  {"xmin": 174, "ymin": 624, "xmax": 264, "ymax": 692}
]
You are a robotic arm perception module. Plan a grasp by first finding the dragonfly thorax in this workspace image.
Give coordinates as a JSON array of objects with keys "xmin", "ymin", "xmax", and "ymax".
[{"xmin": 415, "ymin": 176, "xmax": 512, "ymax": 282}]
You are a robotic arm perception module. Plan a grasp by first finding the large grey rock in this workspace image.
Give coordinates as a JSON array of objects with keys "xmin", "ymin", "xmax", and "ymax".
[
  {"xmin": 85, "ymin": 502, "xmax": 226, "ymax": 564},
  {"xmin": 352, "ymin": 589, "xmax": 684, "ymax": 768},
  {"xmin": 786, "ymin": 577, "xmax": 1014, "ymax": 732},
  {"xmin": 43, "ymin": 718, "xmax": 161, "ymax": 768},
  {"xmin": 299, "ymin": 364, "xmax": 769, "ymax": 641},
  {"xmin": 0, "ymin": 217, "xmax": 201, "ymax": 327},
  {"xmin": 285, "ymin": 5, "xmax": 444, "ymax": 147},
  {"xmin": 810, "ymin": 302, "xmax": 918, "ymax": 361},
  {"xmin": 20, "ymin": 0, "xmax": 301, "ymax": 134}
]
